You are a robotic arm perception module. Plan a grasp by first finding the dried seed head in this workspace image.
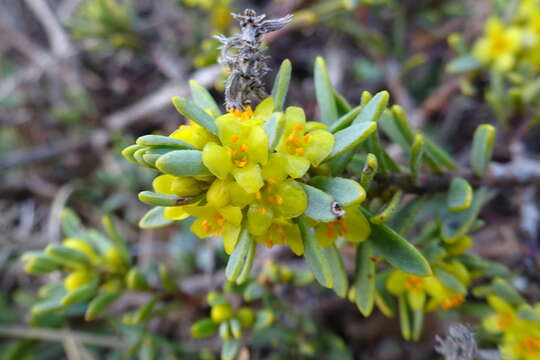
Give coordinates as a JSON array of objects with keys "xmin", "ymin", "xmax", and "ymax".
[
  {"xmin": 435, "ymin": 324, "xmax": 478, "ymax": 360},
  {"xmin": 214, "ymin": 9, "xmax": 292, "ymax": 111}
]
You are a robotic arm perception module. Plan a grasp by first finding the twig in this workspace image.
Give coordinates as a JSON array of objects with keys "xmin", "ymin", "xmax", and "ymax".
[{"xmin": 0, "ymin": 326, "xmax": 124, "ymax": 348}]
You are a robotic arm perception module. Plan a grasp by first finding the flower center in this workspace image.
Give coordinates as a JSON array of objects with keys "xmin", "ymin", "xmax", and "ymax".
[
  {"xmin": 441, "ymin": 295, "xmax": 465, "ymax": 310},
  {"xmin": 201, "ymin": 214, "xmax": 226, "ymax": 236},
  {"xmin": 262, "ymin": 224, "xmax": 286, "ymax": 248},
  {"xmin": 324, "ymin": 217, "xmax": 348, "ymax": 239},
  {"xmin": 286, "ymin": 124, "xmax": 310, "ymax": 155},
  {"xmin": 405, "ymin": 275, "xmax": 423, "ymax": 292},
  {"xmin": 229, "ymin": 106, "xmax": 254, "ymax": 121},
  {"xmin": 227, "ymin": 137, "xmax": 249, "ymax": 168},
  {"xmin": 516, "ymin": 337, "xmax": 540, "ymax": 357},
  {"xmin": 497, "ymin": 313, "xmax": 513, "ymax": 330}
]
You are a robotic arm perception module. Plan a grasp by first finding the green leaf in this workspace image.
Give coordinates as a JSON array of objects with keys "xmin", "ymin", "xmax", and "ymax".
[
  {"xmin": 361, "ymin": 131, "xmax": 400, "ymax": 175},
  {"xmin": 300, "ymin": 184, "xmax": 340, "ymax": 222},
  {"xmin": 370, "ymin": 190, "xmax": 402, "ymax": 224},
  {"xmin": 334, "ymin": 90, "xmax": 352, "ymax": 115},
  {"xmin": 243, "ymin": 282, "xmax": 266, "ymax": 301},
  {"xmin": 321, "ymin": 244, "xmax": 348, "ymax": 297},
  {"xmin": 360, "ymin": 153, "xmax": 378, "ymax": 189},
  {"xmin": 235, "ymin": 237, "xmax": 256, "ymax": 285},
  {"xmin": 409, "ymin": 134, "xmax": 424, "ymax": 185},
  {"xmin": 191, "ymin": 318, "xmax": 218, "ymax": 339},
  {"xmin": 470, "ymin": 124, "xmax": 496, "ymax": 177},
  {"xmin": 447, "ymin": 177, "xmax": 473, "ymax": 212},
  {"xmin": 221, "ymin": 339, "xmax": 241, "ymax": 360},
  {"xmin": 158, "ymin": 264, "xmax": 177, "ymax": 293},
  {"xmin": 31, "ymin": 297, "xmax": 64, "ymax": 315},
  {"xmin": 298, "ymin": 217, "xmax": 333, "ymax": 288},
  {"xmin": 314, "ymin": 57, "xmax": 338, "ymax": 126},
  {"xmin": 136, "ymin": 135, "xmax": 196, "ymax": 149},
  {"xmin": 102, "ymin": 215, "xmax": 131, "ymax": 265},
  {"xmin": 328, "ymin": 122, "xmax": 377, "ymax": 159},
  {"xmin": 138, "ymin": 191, "xmax": 198, "ymax": 207},
  {"xmin": 138, "ymin": 207, "xmax": 174, "ymax": 229},
  {"xmin": 61, "ymin": 277, "xmax": 99, "ymax": 306},
  {"xmin": 360, "ymin": 207, "xmax": 431, "ymax": 276},
  {"xmin": 355, "ymin": 241, "xmax": 376, "ymax": 316},
  {"xmin": 423, "ymin": 136, "xmax": 457, "ymax": 170},
  {"xmin": 440, "ymin": 187, "xmax": 487, "ymax": 243},
  {"xmin": 398, "ymin": 295, "xmax": 411, "ymax": 341},
  {"xmin": 45, "ymin": 245, "xmax": 91, "ymax": 269},
  {"xmin": 121, "ymin": 144, "xmax": 142, "ymax": 163},
  {"xmin": 329, "ymin": 105, "xmax": 362, "ymax": 133},
  {"xmin": 271, "ymin": 59, "xmax": 292, "ymax": 111},
  {"xmin": 263, "ymin": 112, "xmax": 285, "ymax": 150},
  {"xmin": 133, "ymin": 147, "xmax": 153, "ymax": 168},
  {"xmin": 411, "ymin": 308, "xmax": 424, "ymax": 342},
  {"xmin": 309, "ymin": 176, "xmax": 366, "ymax": 206},
  {"xmin": 446, "ymin": 55, "xmax": 481, "ymax": 74},
  {"xmin": 517, "ymin": 305, "xmax": 540, "ymax": 323},
  {"xmin": 225, "ymin": 228, "xmax": 254, "ymax": 282},
  {"xmin": 131, "ymin": 295, "xmax": 160, "ymax": 324},
  {"xmin": 156, "ymin": 150, "xmax": 211, "ymax": 177},
  {"xmin": 352, "ymin": 90, "xmax": 389, "ymax": 124},
  {"xmin": 171, "ymin": 96, "xmax": 217, "ymax": 135},
  {"xmin": 375, "ymin": 271, "xmax": 396, "ymax": 317},
  {"xmin": 434, "ymin": 269, "xmax": 467, "ymax": 295},
  {"xmin": 491, "ymin": 278, "xmax": 524, "ymax": 306},
  {"xmin": 60, "ymin": 208, "xmax": 85, "ymax": 238},
  {"xmin": 85, "ymin": 291, "xmax": 121, "ymax": 321},
  {"xmin": 189, "ymin": 79, "xmax": 221, "ymax": 118}
]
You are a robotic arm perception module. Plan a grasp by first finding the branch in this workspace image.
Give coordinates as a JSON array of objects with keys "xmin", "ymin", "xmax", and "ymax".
[{"xmin": 0, "ymin": 326, "xmax": 123, "ymax": 348}]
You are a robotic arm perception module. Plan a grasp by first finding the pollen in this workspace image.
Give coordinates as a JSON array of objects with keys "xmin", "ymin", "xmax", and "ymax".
[
  {"xmin": 260, "ymin": 207, "xmax": 268, "ymax": 215},
  {"xmin": 235, "ymin": 158, "xmax": 248, "ymax": 167},
  {"xmin": 266, "ymin": 178, "xmax": 277, "ymax": 185},
  {"xmin": 295, "ymin": 147, "xmax": 304, "ymax": 155},
  {"xmin": 275, "ymin": 196, "xmax": 284, "ymax": 204},
  {"xmin": 405, "ymin": 275, "xmax": 423, "ymax": 292},
  {"xmin": 441, "ymin": 295, "xmax": 465, "ymax": 310},
  {"xmin": 231, "ymin": 135, "xmax": 240, "ymax": 143},
  {"xmin": 239, "ymin": 143, "xmax": 248, "ymax": 152},
  {"xmin": 255, "ymin": 191, "xmax": 262, "ymax": 200},
  {"xmin": 202, "ymin": 220, "xmax": 212, "ymax": 234},
  {"xmin": 294, "ymin": 124, "xmax": 303, "ymax": 131},
  {"xmin": 303, "ymin": 135, "xmax": 310, "ymax": 143},
  {"xmin": 497, "ymin": 313, "xmax": 513, "ymax": 330}
]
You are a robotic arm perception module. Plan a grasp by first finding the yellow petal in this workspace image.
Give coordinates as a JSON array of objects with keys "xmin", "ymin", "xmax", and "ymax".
[
  {"xmin": 223, "ymin": 224, "xmax": 241, "ymax": 254},
  {"xmin": 207, "ymin": 179, "xmax": 230, "ymax": 208},
  {"xmin": 164, "ymin": 206, "xmax": 190, "ymax": 220},
  {"xmin": 152, "ymin": 174, "xmax": 175, "ymax": 194},
  {"xmin": 202, "ymin": 143, "xmax": 233, "ymax": 179},
  {"xmin": 247, "ymin": 126, "xmax": 269, "ymax": 165},
  {"xmin": 285, "ymin": 155, "xmax": 310, "ymax": 178},
  {"xmin": 285, "ymin": 224, "xmax": 304, "ymax": 255},
  {"xmin": 344, "ymin": 209, "xmax": 371, "ymax": 244},
  {"xmin": 232, "ymin": 164, "xmax": 264, "ymax": 193},
  {"xmin": 304, "ymin": 130, "xmax": 334, "ymax": 166}
]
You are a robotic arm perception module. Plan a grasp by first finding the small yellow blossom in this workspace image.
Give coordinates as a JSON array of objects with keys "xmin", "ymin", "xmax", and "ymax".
[
  {"xmin": 313, "ymin": 206, "xmax": 371, "ymax": 247},
  {"xmin": 473, "ymin": 17, "xmax": 523, "ymax": 71}
]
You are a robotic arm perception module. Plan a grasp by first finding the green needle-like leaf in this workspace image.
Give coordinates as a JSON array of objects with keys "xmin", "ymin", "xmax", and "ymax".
[
  {"xmin": 298, "ymin": 217, "xmax": 333, "ymax": 288},
  {"xmin": 410, "ymin": 134, "xmax": 424, "ymax": 185},
  {"xmin": 447, "ymin": 177, "xmax": 473, "ymax": 212},
  {"xmin": 156, "ymin": 150, "xmax": 211, "ymax": 177},
  {"xmin": 172, "ymin": 96, "xmax": 217, "ymax": 135},
  {"xmin": 225, "ymin": 228, "xmax": 254, "ymax": 282},
  {"xmin": 328, "ymin": 122, "xmax": 377, "ymax": 159},
  {"xmin": 355, "ymin": 241, "xmax": 376, "ymax": 316},
  {"xmin": 470, "ymin": 124, "xmax": 496, "ymax": 177},
  {"xmin": 314, "ymin": 57, "xmax": 338, "ymax": 126},
  {"xmin": 271, "ymin": 59, "xmax": 292, "ymax": 111},
  {"xmin": 360, "ymin": 207, "xmax": 431, "ymax": 276},
  {"xmin": 321, "ymin": 244, "xmax": 349, "ymax": 298}
]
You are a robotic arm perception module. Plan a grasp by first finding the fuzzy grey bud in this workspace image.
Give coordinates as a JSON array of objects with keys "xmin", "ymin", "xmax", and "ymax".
[{"xmin": 215, "ymin": 9, "xmax": 292, "ymax": 111}]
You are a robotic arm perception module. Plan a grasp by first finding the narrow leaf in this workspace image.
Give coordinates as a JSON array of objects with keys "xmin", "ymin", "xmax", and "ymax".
[
  {"xmin": 360, "ymin": 153, "xmax": 378, "ymax": 189},
  {"xmin": 189, "ymin": 79, "xmax": 221, "ymax": 118},
  {"xmin": 352, "ymin": 90, "xmax": 389, "ymax": 124},
  {"xmin": 447, "ymin": 177, "xmax": 473, "ymax": 212},
  {"xmin": 440, "ymin": 188, "xmax": 486, "ymax": 243},
  {"xmin": 271, "ymin": 59, "xmax": 292, "ymax": 111},
  {"xmin": 136, "ymin": 135, "xmax": 196, "ymax": 149},
  {"xmin": 329, "ymin": 105, "xmax": 362, "ymax": 133},
  {"xmin": 138, "ymin": 207, "xmax": 174, "ymax": 229},
  {"xmin": 314, "ymin": 57, "xmax": 338, "ymax": 126},
  {"xmin": 138, "ymin": 191, "xmax": 198, "ymax": 207},
  {"xmin": 171, "ymin": 97, "xmax": 217, "ymax": 135},
  {"xmin": 156, "ymin": 150, "xmax": 211, "ymax": 177},
  {"xmin": 470, "ymin": 124, "xmax": 496, "ymax": 177},
  {"xmin": 321, "ymin": 244, "xmax": 348, "ymax": 297},
  {"xmin": 434, "ymin": 268, "xmax": 467, "ymax": 295},
  {"xmin": 85, "ymin": 291, "xmax": 121, "ymax": 321},
  {"xmin": 370, "ymin": 190, "xmax": 403, "ymax": 224},
  {"xmin": 309, "ymin": 176, "xmax": 366, "ymax": 206},
  {"xmin": 329, "ymin": 122, "xmax": 377, "ymax": 159},
  {"xmin": 355, "ymin": 241, "xmax": 376, "ymax": 316},
  {"xmin": 409, "ymin": 134, "xmax": 424, "ymax": 185},
  {"xmin": 225, "ymin": 228, "xmax": 253, "ymax": 282},
  {"xmin": 361, "ymin": 207, "xmax": 431, "ymax": 276},
  {"xmin": 263, "ymin": 112, "xmax": 285, "ymax": 150},
  {"xmin": 300, "ymin": 184, "xmax": 340, "ymax": 222},
  {"xmin": 298, "ymin": 217, "xmax": 333, "ymax": 288}
]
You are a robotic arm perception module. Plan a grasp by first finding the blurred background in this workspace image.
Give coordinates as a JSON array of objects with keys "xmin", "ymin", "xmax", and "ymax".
[{"xmin": 1, "ymin": 0, "xmax": 540, "ymax": 359}]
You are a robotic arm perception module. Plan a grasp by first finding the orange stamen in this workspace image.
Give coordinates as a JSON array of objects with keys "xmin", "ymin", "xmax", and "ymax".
[{"xmin": 231, "ymin": 135, "xmax": 239, "ymax": 143}]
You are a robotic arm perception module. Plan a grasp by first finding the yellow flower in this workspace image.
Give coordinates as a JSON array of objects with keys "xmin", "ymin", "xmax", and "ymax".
[
  {"xmin": 387, "ymin": 270, "xmax": 465, "ymax": 311},
  {"xmin": 276, "ymin": 107, "xmax": 335, "ymax": 178},
  {"xmin": 170, "ymin": 120, "xmax": 218, "ymax": 149},
  {"xmin": 313, "ymin": 206, "xmax": 371, "ymax": 247},
  {"xmin": 202, "ymin": 99, "xmax": 274, "ymax": 194},
  {"xmin": 252, "ymin": 219, "xmax": 304, "ymax": 255},
  {"xmin": 473, "ymin": 17, "xmax": 523, "ymax": 71},
  {"xmin": 185, "ymin": 205, "xmax": 243, "ymax": 254}
]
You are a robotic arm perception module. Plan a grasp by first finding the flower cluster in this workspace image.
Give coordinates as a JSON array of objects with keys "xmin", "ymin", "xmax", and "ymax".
[
  {"xmin": 124, "ymin": 91, "xmax": 370, "ymax": 257},
  {"xmin": 482, "ymin": 280, "xmax": 540, "ymax": 360},
  {"xmin": 473, "ymin": 0, "xmax": 540, "ymax": 71}
]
